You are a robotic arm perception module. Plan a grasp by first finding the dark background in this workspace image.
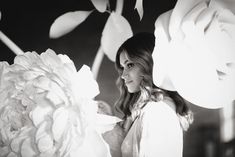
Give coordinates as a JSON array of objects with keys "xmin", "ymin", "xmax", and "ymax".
[{"xmin": 0, "ymin": 0, "xmax": 223, "ymax": 156}]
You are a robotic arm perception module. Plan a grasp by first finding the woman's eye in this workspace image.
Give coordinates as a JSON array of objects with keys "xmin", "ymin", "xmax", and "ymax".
[{"xmin": 127, "ymin": 63, "xmax": 134, "ymax": 69}]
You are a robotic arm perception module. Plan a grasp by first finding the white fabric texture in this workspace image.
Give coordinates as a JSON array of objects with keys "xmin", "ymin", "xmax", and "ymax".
[{"xmin": 121, "ymin": 100, "xmax": 183, "ymax": 157}]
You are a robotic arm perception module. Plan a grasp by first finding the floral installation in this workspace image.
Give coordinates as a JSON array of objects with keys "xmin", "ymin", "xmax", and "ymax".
[
  {"xmin": 49, "ymin": 0, "xmax": 138, "ymax": 78},
  {"xmin": 152, "ymin": 0, "xmax": 235, "ymax": 109},
  {"xmin": 0, "ymin": 49, "xmax": 121, "ymax": 157}
]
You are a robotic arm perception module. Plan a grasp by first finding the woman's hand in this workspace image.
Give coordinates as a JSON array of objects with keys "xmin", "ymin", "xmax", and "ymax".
[{"xmin": 97, "ymin": 100, "xmax": 114, "ymax": 116}]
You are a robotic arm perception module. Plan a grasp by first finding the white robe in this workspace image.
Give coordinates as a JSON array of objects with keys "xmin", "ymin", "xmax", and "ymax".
[{"xmin": 121, "ymin": 100, "xmax": 183, "ymax": 157}]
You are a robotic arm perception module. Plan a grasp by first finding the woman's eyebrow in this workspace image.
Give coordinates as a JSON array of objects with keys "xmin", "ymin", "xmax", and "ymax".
[
  {"xmin": 121, "ymin": 59, "xmax": 129, "ymax": 66},
  {"xmin": 124, "ymin": 60, "xmax": 129, "ymax": 64}
]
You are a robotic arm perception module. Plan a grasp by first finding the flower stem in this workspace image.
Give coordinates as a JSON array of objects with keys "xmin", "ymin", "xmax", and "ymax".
[
  {"xmin": 91, "ymin": 46, "xmax": 104, "ymax": 79},
  {"xmin": 0, "ymin": 30, "xmax": 24, "ymax": 55},
  {"xmin": 91, "ymin": 0, "xmax": 124, "ymax": 79},
  {"xmin": 116, "ymin": 0, "xmax": 124, "ymax": 14}
]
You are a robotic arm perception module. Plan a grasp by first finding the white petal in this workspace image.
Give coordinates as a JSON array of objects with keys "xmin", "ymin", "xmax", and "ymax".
[
  {"xmin": 22, "ymin": 70, "xmax": 42, "ymax": 81},
  {"xmin": 31, "ymin": 105, "xmax": 53, "ymax": 127},
  {"xmin": 21, "ymin": 138, "xmax": 37, "ymax": 157},
  {"xmin": 101, "ymin": 12, "xmax": 133, "ymax": 62},
  {"xmin": 11, "ymin": 127, "xmax": 34, "ymax": 153},
  {"xmin": 75, "ymin": 65, "xmax": 99, "ymax": 98},
  {"xmin": 35, "ymin": 121, "xmax": 51, "ymax": 142},
  {"xmin": 58, "ymin": 128, "xmax": 72, "ymax": 156},
  {"xmin": 0, "ymin": 62, "xmax": 9, "ymax": 87},
  {"xmin": 40, "ymin": 49, "xmax": 61, "ymax": 69},
  {"xmin": 153, "ymin": 10, "xmax": 175, "ymax": 91},
  {"xmin": 203, "ymin": 10, "xmax": 235, "ymax": 67},
  {"xmin": 38, "ymin": 146, "xmax": 56, "ymax": 157},
  {"xmin": 211, "ymin": 0, "xmax": 235, "ymax": 14},
  {"xmin": 37, "ymin": 134, "xmax": 53, "ymax": 153},
  {"xmin": 169, "ymin": 0, "xmax": 200, "ymax": 38},
  {"xmin": 13, "ymin": 52, "xmax": 39, "ymax": 68},
  {"xmin": 50, "ymin": 11, "xmax": 92, "ymax": 38},
  {"xmin": 0, "ymin": 146, "xmax": 9, "ymax": 156},
  {"xmin": 195, "ymin": 7, "xmax": 216, "ymax": 31},
  {"xmin": 90, "ymin": 0, "xmax": 108, "ymax": 13},
  {"xmin": 46, "ymin": 81, "xmax": 66, "ymax": 106},
  {"xmin": 6, "ymin": 152, "xmax": 18, "ymax": 157},
  {"xmin": 169, "ymin": 40, "xmax": 226, "ymax": 108},
  {"xmin": 11, "ymin": 135, "xmax": 25, "ymax": 153},
  {"xmin": 181, "ymin": 1, "xmax": 207, "ymax": 35},
  {"xmin": 52, "ymin": 107, "xmax": 69, "ymax": 142},
  {"xmin": 95, "ymin": 114, "xmax": 122, "ymax": 133},
  {"xmin": 33, "ymin": 76, "xmax": 50, "ymax": 92},
  {"xmin": 58, "ymin": 54, "xmax": 77, "ymax": 72},
  {"xmin": 71, "ymin": 129, "xmax": 111, "ymax": 157},
  {"xmin": 135, "ymin": 0, "xmax": 144, "ymax": 20}
]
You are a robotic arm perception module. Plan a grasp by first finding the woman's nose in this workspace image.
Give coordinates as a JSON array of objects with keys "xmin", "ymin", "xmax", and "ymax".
[{"xmin": 121, "ymin": 69, "xmax": 128, "ymax": 79}]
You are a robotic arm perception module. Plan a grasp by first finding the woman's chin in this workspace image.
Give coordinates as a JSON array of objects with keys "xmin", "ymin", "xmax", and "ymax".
[{"xmin": 127, "ymin": 87, "xmax": 139, "ymax": 93}]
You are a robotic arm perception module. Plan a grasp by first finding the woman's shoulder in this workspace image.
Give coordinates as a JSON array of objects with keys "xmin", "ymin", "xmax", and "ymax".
[
  {"xmin": 140, "ymin": 99, "xmax": 183, "ymax": 137},
  {"xmin": 140, "ymin": 98, "xmax": 181, "ymax": 126},
  {"xmin": 143, "ymin": 97, "xmax": 176, "ymax": 115}
]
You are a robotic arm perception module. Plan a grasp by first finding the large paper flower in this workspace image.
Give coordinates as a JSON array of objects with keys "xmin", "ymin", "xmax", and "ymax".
[
  {"xmin": 0, "ymin": 49, "xmax": 121, "ymax": 157},
  {"xmin": 153, "ymin": 0, "xmax": 235, "ymax": 109}
]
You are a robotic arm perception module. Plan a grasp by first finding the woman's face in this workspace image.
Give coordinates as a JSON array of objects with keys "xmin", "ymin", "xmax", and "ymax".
[{"xmin": 119, "ymin": 51, "xmax": 143, "ymax": 93}]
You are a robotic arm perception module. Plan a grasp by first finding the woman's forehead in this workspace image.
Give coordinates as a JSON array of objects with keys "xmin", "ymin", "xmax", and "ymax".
[{"xmin": 120, "ymin": 51, "xmax": 131, "ymax": 65}]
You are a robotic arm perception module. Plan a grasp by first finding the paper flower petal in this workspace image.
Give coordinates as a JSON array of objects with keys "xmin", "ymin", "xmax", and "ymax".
[
  {"xmin": 0, "ymin": 146, "xmax": 9, "ymax": 156},
  {"xmin": 14, "ymin": 52, "xmax": 39, "ymax": 69},
  {"xmin": 90, "ymin": 0, "xmax": 109, "ymax": 13},
  {"xmin": 38, "ymin": 134, "xmax": 53, "ymax": 153},
  {"xmin": 135, "ymin": 0, "xmax": 144, "ymax": 20},
  {"xmin": 31, "ymin": 105, "xmax": 53, "ymax": 127},
  {"xmin": 7, "ymin": 152, "xmax": 18, "ymax": 157},
  {"xmin": 52, "ymin": 107, "xmax": 69, "ymax": 142},
  {"xmin": 181, "ymin": 1, "xmax": 207, "ymax": 35},
  {"xmin": 101, "ymin": 12, "xmax": 133, "ymax": 62},
  {"xmin": 95, "ymin": 114, "xmax": 122, "ymax": 133},
  {"xmin": 35, "ymin": 121, "xmax": 51, "ymax": 142},
  {"xmin": 49, "ymin": 11, "xmax": 92, "ymax": 38},
  {"xmin": 212, "ymin": 0, "xmax": 235, "ymax": 14},
  {"xmin": 21, "ymin": 138, "xmax": 37, "ymax": 157},
  {"xmin": 72, "ymin": 129, "xmax": 111, "ymax": 157},
  {"xmin": 0, "ymin": 62, "xmax": 9, "ymax": 89},
  {"xmin": 153, "ymin": 10, "xmax": 175, "ymax": 91},
  {"xmin": 75, "ymin": 65, "xmax": 99, "ymax": 98},
  {"xmin": 169, "ymin": 0, "xmax": 200, "ymax": 38}
]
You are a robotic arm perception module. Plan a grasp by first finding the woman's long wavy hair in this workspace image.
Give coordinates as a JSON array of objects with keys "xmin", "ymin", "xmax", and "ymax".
[{"xmin": 115, "ymin": 32, "xmax": 193, "ymax": 129}]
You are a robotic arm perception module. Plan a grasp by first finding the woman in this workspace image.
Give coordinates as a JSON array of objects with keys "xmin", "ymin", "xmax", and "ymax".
[{"xmin": 114, "ymin": 32, "xmax": 193, "ymax": 157}]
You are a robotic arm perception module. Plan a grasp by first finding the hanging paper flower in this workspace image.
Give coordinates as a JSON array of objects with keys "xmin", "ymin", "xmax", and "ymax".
[
  {"xmin": 90, "ymin": 0, "xmax": 109, "ymax": 13},
  {"xmin": 153, "ymin": 0, "xmax": 235, "ymax": 109},
  {"xmin": 49, "ymin": 11, "xmax": 93, "ymax": 38},
  {"xmin": 0, "ymin": 49, "xmax": 121, "ymax": 157},
  {"xmin": 101, "ymin": 12, "xmax": 133, "ymax": 62}
]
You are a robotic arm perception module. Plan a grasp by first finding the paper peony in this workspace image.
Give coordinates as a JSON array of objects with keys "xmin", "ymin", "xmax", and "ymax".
[
  {"xmin": 153, "ymin": 0, "xmax": 235, "ymax": 109},
  {"xmin": 0, "ymin": 49, "xmax": 121, "ymax": 157}
]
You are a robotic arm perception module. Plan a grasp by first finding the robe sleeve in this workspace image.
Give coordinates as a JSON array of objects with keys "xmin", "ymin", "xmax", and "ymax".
[{"xmin": 139, "ymin": 101, "xmax": 183, "ymax": 157}]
